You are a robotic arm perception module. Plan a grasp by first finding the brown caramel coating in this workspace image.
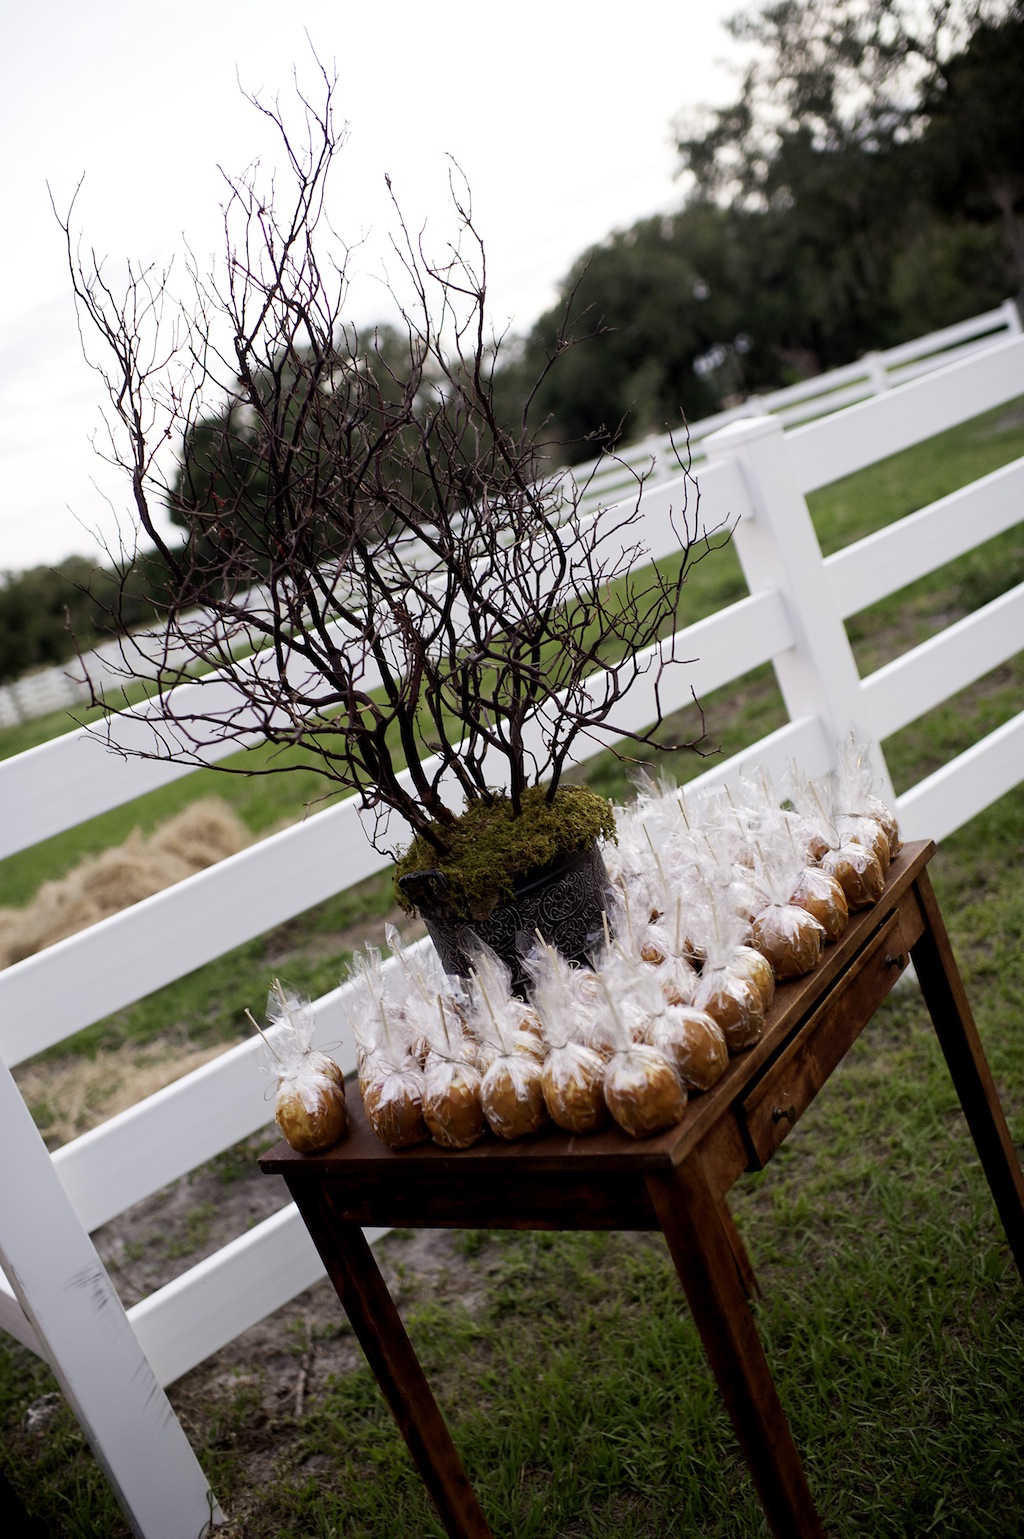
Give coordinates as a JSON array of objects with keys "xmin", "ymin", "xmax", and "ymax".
[
  {"xmin": 693, "ymin": 970, "xmax": 765, "ymax": 1052},
  {"xmin": 821, "ymin": 843, "xmax": 885, "ymax": 911},
  {"xmin": 801, "ymin": 828, "xmax": 832, "ymax": 864},
  {"xmin": 477, "ymin": 1028, "xmax": 546, "ymax": 1075},
  {"xmin": 604, "ymin": 1045, "xmax": 687, "ymax": 1138},
  {"xmin": 790, "ymin": 867, "xmax": 849, "ymax": 943},
  {"xmin": 362, "ymin": 1071, "xmax": 430, "ymax": 1149},
  {"xmin": 276, "ymin": 1070, "xmax": 349, "ymax": 1154},
  {"xmin": 647, "ymin": 1007, "xmax": 728, "ymax": 1092},
  {"xmin": 751, "ymin": 904, "xmax": 825, "ymax": 981},
  {"xmin": 422, "ymin": 1059, "xmax": 486, "ymax": 1149},
  {"xmin": 481, "ymin": 1057, "xmax": 548, "ymax": 1140},
  {"xmin": 541, "ymin": 1043, "xmax": 609, "ymax": 1133},
  {"xmin": 847, "ymin": 816, "xmax": 891, "ymax": 876},
  {"xmin": 733, "ymin": 946, "xmax": 776, "ymax": 1011},
  {"xmin": 867, "ymin": 796, "xmax": 902, "ymax": 859}
]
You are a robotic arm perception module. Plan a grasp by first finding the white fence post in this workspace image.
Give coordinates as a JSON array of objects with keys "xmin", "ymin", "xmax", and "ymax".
[
  {"xmin": 702, "ymin": 415, "xmax": 896, "ymax": 804},
  {"xmin": 0, "ymin": 1057, "xmax": 223, "ymax": 1538},
  {"xmin": 863, "ymin": 350, "xmax": 890, "ymax": 393}
]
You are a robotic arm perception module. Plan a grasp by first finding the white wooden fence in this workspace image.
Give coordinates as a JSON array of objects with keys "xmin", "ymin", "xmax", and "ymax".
[
  {"xmin": 562, "ymin": 295, "xmax": 1022, "ymax": 527},
  {"xmin": 1, "ymin": 298, "xmax": 1019, "ymax": 729},
  {"xmin": 0, "ymin": 327, "xmax": 1022, "ymax": 1537}
]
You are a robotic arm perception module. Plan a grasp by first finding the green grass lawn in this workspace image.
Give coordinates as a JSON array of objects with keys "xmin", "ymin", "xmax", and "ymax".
[{"xmin": 0, "ymin": 395, "xmax": 1021, "ymax": 1537}]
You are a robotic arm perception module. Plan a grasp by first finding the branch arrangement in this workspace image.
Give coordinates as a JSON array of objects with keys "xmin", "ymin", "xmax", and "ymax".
[{"xmin": 59, "ymin": 60, "xmax": 723, "ymax": 861}]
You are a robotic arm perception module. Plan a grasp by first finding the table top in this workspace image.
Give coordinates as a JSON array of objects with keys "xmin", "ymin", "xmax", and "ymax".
[{"xmin": 260, "ymin": 841, "xmax": 932, "ymax": 1199}]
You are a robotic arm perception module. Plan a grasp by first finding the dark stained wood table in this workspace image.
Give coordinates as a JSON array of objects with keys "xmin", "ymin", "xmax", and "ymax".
[{"xmin": 260, "ymin": 841, "xmax": 1024, "ymax": 1539}]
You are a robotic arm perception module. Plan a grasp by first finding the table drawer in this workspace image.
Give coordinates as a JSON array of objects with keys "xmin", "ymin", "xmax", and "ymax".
[{"xmin": 741, "ymin": 900, "xmax": 921, "ymax": 1169}]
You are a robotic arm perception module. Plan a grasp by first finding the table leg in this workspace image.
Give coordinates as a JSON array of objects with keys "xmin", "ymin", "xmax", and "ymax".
[
  {"xmin": 646, "ymin": 1159, "xmax": 826, "ymax": 1539},
  {"xmin": 719, "ymin": 1199, "xmax": 761, "ymax": 1301},
  {"xmin": 285, "ymin": 1182, "xmax": 494, "ymax": 1539},
  {"xmin": 911, "ymin": 871, "xmax": 1024, "ymax": 1279}
]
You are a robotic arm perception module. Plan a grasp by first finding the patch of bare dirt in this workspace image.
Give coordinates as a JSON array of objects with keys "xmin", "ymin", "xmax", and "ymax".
[{"xmin": 87, "ymin": 1139, "xmax": 481, "ymax": 1432}]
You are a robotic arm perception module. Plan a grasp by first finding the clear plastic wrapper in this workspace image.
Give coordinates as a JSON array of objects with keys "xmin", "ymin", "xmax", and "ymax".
[
  {"xmin": 789, "ymin": 865, "xmax": 848, "ymax": 943},
  {"xmin": 422, "ymin": 1050, "xmax": 486, "ymax": 1149},
  {"xmin": 253, "ymin": 981, "xmax": 348, "ymax": 1155},
  {"xmin": 820, "ymin": 840, "xmax": 885, "ymax": 911},
  {"xmin": 688, "ymin": 885, "xmax": 766, "ymax": 1052},
  {"xmin": 782, "ymin": 764, "xmax": 841, "ymax": 865},
  {"xmin": 751, "ymin": 904, "xmax": 825, "ymax": 980},
  {"xmin": 745, "ymin": 812, "xmax": 827, "ymax": 981},
  {"xmin": 603, "ymin": 798, "xmax": 664, "ymax": 925},
  {"xmin": 645, "ymin": 1004, "xmax": 729, "ymax": 1092},
  {"xmin": 589, "ymin": 924, "xmax": 671, "ymax": 1045},
  {"xmin": 865, "ymin": 797, "xmax": 902, "ymax": 861},
  {"xmin": 693, "ymin": 966, "xmax": 765, "ymax": 1051},
  {"xmin": 585, "ymin": 974, "xmax": 686, "ymax": 1139},
  {"xmin": 835, "ymin": 728, "xmax": 902, "ymax": 860},
  {"xmin": 344, "ymin": 947, "xmax": 430, "ymax": 1149},
  {"xmin": 604, "ymin": 1040, "xmax": 687, "ymax": 1138},
  {"xmin": 733, "ymin": 944, "xmax": 776, "ymax": 1012},
  {"xmin": 628, "ymin": 767, "xmax": 695, "ymax": 852},
  {"xmin": 361, "ymin": 1063, "xmax": 430, "ymax": 1149},
  {"xmin": 416, "ymin": 989, "xmax": 486, "ymax": 1149},
  {"xmin": 463, "ymin": 944, "xmax": 548, "ymax": 1140},
  {"xmin": 511, "ymin": 1000, "xmax": 545, "ymax": 1042},
  {"xmin": 659, "ymin": 954, "xmax": 698, "ymax": 1008},
  {"xmin": 523, "ymin": 936, "xmax": 607, "ymax": 1055},
  {"xmin": 541, "ymin": 1040, "xmax": 610, "ymax": 1132},
  {"xmin": 480, "ymin": 1053, "xmax": 547, "ymax": 1140},
  {"xmin": 523, "ymin": 939, "xmax": 609, "ymax": 1132},
  {"xmin": 838, "ymin": 812, "xmax": 891, "ymax": 877},
  {"xmin": 385, "ymin": 923, "xmax": 470, "ymax": 1064},
  {"xmin": 460, "ymin": 943, "xmax": 540, "ymax": 1071},
  {"xmin": 787, "ymin": 769, "xmax": 886, "ymax": 912},
  {"xmin": 343, "ymin": 945, "xmax": 411, "ymax": 1086}
]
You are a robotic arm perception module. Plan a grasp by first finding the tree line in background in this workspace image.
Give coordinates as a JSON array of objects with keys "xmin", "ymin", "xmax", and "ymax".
[
  {"xmin": 514, "ymin": 0, "xmax": 1024, "ymax": 458},
  {"xmin": 2, "ymin": 0, "xmax": 1021, "ymax": 685}
]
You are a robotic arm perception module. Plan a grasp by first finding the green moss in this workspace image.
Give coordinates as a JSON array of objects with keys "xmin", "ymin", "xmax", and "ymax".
[{"xmin": 393, "ymin": 785, "xmax": 616, "ymax": 919}]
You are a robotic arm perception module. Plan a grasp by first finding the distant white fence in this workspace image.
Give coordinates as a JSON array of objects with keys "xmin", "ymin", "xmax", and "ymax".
[
  {"xmin": 2, "ymin": 298, "xmax": 1019, "ymax": 729},
  {"xmin": 565, "ymin": 295, "xmax": 1022, "ymax": 525},
  {"xmin": 0, "ymin": 327, "xmax": 1022, "ymax": 1537}
]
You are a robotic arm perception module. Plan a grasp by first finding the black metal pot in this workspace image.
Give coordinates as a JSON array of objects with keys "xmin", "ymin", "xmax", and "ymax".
[{"xmin": 397, "ymin": 841, "xmax": 610, "ymax": 997}]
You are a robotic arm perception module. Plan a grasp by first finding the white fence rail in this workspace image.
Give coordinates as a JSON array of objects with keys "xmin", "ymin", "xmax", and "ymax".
[
  {"xmin": 0, "ymin": 326, "xmax": 1022, "ymax": 1536},
  {"xmin": 2, "ymin": 299, "xmax": 1019, "ymax": 730},
  {"xmin": 564, "ymin": 296, "xmax": 1022, "ymax": 516}
]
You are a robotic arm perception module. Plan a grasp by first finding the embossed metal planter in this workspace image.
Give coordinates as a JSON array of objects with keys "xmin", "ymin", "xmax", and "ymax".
[{"xmin": 397, "ymin": 841, "xmax": 610, "ymax": 996}]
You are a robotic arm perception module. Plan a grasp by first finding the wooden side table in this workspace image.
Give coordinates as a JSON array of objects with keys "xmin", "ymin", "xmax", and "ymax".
[{"xmin": 260, "ymin": 841, "xmax": 1024, "ymax": 1539}]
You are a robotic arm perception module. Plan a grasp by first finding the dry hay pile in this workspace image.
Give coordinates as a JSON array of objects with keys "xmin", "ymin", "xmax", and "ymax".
[
  {"xmin": 15, "ymin": 1038, "xmax": 232, "ymax": 1147},
  {"xmin": 0, "ymin": 798, "xmax": 249, "ymax": 969}
]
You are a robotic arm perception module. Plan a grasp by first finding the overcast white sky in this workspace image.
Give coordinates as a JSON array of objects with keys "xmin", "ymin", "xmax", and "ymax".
[{"xmin": 0, "ymin": 0, "xmax": 747, "ymax": 574}]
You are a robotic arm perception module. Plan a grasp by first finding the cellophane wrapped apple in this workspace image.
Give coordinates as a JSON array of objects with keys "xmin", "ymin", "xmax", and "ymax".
[
  {"xmin": 303, "ymin": 732, "xmax": 902, "ymax": 1152},
  {"xmin": 254, "ymin": 980, "xmax": 348, "ymax": 1154}
]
